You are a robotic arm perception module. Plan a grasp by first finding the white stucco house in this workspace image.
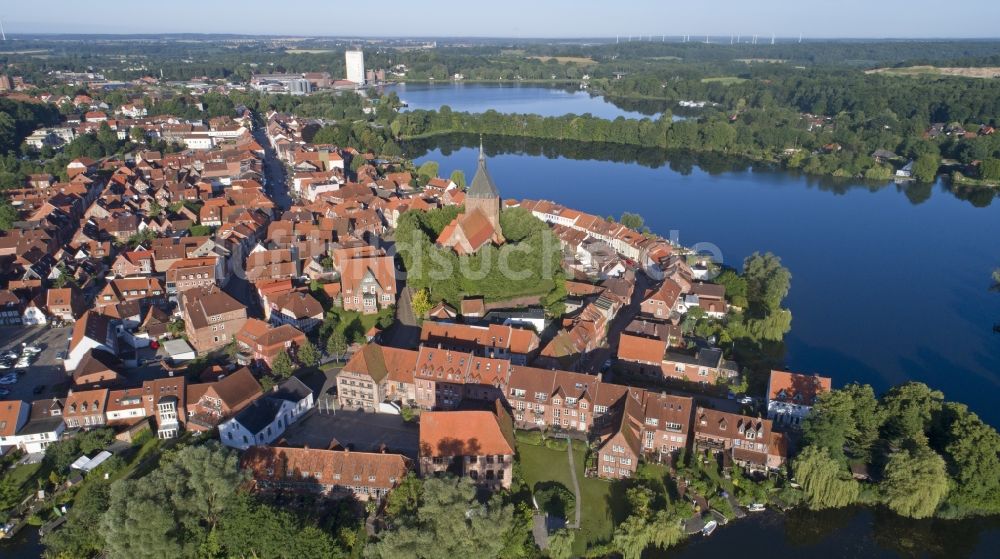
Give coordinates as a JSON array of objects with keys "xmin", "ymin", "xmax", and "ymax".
[
  {"xmin": 219, "ymin": 377, "xmax": 313, "ymax": 450},
  {"xmin": 0, "ymin": 399, "xmax": 66, "ymax": 454},
  {"xmin": 65, "ymin": 311, "xmax": 119, "ymax": 372},
  {"xmin": 766, "ymin": 370, "xmax": 833, "ymax": 427}
]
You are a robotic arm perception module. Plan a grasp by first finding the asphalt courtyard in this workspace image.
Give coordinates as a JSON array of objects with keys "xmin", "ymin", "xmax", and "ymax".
[
  {"xmin": 282, "ymin": 408, "xmax": 420, "ymax": 459},
  {"xmin": 0, "ymin": 325, "xmax": 73, "ymax": 401}
]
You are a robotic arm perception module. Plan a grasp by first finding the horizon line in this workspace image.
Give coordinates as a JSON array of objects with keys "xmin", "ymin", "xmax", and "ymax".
[{"xmin": 3, "ymin": 32, "xmax": 1000, "ymax": 42}]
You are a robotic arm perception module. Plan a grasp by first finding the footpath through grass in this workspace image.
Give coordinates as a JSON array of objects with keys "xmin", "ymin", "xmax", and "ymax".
[{"xmin": 515, "ymin": 432, "xmax": 625, "ymax": 554}]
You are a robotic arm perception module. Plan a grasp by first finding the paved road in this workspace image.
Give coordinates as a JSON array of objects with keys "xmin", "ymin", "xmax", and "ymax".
[
  {"xmin": 252, "ymin": 125, "xmax": 292, "ymax": 210},
  {"xmin": 218, "ymin": 121, "xmax": 292, "ymax": 319},
  {"xmin": 383, "ymin": 286, "xmax": 420, "ymax": 349}
]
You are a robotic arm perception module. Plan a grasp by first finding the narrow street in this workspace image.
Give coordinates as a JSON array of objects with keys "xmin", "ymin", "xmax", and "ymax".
[
  {"xmin": 384, "ymin": 286, "xmax": 420, "ymax": 349},
  {"xmin": 579, "ymin": 270, "xmax": 652, "ymax": 375},
  {"xmin": 252, "ymin": 122, "xmax": 293, "ymax": 211},
  {"xmin": 221, "ymin": 119, "xmax": 293, "ymax": 318}
]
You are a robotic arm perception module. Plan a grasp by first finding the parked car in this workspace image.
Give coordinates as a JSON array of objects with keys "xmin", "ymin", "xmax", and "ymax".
[
  {"xmin": 55, "ymin": 351, "xmax": 66, "ymax": 361},
  {"xmin": 0, "ymin": 388, "xmax": 10, "ymax": 396},
  {"xmin": 0, "ymin": 374, "xmax": 18, "ymax": 385},
  {"xmin": 0, "ymin": 360, "xmax": 11, "ymax": 369},
  {"xmin": 22, "ymin": 345, "xmax": 42, "ymax": 355},
  {"xmin": 1, "ymin": 350, "xmax": 18, "ymax": 360}
]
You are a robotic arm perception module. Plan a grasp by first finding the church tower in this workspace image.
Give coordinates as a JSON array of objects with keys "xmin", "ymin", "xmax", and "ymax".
[
  {"xmin": 435, "ymin": 139, "xmax": 505, "ymax": 255},
  {"xmin": 465, "ymin": 139, "xmax": 501, "ymax": 232}
]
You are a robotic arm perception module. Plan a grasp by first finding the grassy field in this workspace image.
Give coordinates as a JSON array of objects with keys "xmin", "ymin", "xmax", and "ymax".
[
  {"xmin": 700, "ymin": 76, "xmax": 748, "ymax": 85},
  {"xmin": 527, "ymin": 56, "xmax": 597, "ymax": 66},
  {"xmin": 515, "ymin": 433, "xmax": 626, "ymax": 554},
  {"xmin": 866, "ymin": 65, "xmax": 1000, "ymax": 79}
]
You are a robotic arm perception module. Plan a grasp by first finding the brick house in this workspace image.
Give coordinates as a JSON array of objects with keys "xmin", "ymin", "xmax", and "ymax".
[
  {"xmin": 111, "ymin": 250, "xmax": 154, "ymax": 277},
  {"xmin": 339, "ymin": 254, "xmax": 396, "ymax": 314},
  {"xmin": 269, "ymin": 290, "xmax": 324, "ymax": 332},
  {"xmin": 142, "ymin": 376, "xmax": 187, "ymax": 439},
  {"xmin": 337, "ymin": 343, "xmax": 419, "ymax": 411},
  {"xmin": 419, "ymin": 321, "xmax": 540, "ymax": 365},
  {"xmin": 182, "ymin": 286, "xmax": 248, "ymax": 353},
  {"xmin": 185, "ymin": 367, "xmax": 262, "ymax": 431},
  {"xmin": 418, "ymin": 403, "xmax": 515, "ymax": 489},
  {"xmin": 96, "ymin": 277, "xmax": 166, "ymax": 309},
  {"xmin": 46, "ymin": 287, "xmax": 84, "ymax": 322},
  {"xmin": 241, "ymin": 446, "xmax": 410, "ymax": 502},
  {"xmin": 639, "ymin": 278, "xmax": 683, "ymax": 319},
  {"xmin": 165, "ymin": 257, "xmax": 221, "ymax": 295},
  {"xmin": 235, "ymin": 318, "xmax": 306, "ymax": 372},
  {"xmin": 660, "ymin": 348, "xmax": 739, "ymax": 384},
  {"xmin": 63, "ymin": 388, "xmax": 110, "ymax": 429},
  {"xmin": 693, "ymin": 407, "xmax": 785, "ymax": 472}
]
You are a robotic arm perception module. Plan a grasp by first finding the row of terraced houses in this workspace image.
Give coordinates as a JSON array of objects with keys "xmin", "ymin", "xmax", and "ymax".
[{"xmin": 339, "ymin": 340, "xmax": 807, "ymax": 481}]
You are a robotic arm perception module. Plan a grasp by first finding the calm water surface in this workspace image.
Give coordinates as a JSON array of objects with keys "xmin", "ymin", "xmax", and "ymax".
[
  {"xmin": 383, "ymin": 82, "xmax": 671, "ymax": 119},
  {"xmin": 665, "ymin": 508, "xmax": 1000, "ymax": 559}
]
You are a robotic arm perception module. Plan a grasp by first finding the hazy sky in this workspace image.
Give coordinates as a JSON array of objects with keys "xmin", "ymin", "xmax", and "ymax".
[{"xmin": 5, "ymin": 0, "xmax": 1000, "ymax": 38}]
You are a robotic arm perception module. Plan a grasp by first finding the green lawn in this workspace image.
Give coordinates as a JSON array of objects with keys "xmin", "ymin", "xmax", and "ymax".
[
  {"xmin": 324, "ymin": 305, "xmax": 391, "ymax": 343},
  {"xmin": 700, "ymin": 76, "xmax": 748, "ymax": 85},
  {"xmin": 515, "ymin": 434, "xmax": 624, "ymax": 554}
]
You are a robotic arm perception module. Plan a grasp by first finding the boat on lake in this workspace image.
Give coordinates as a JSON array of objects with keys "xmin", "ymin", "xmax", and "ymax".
[
  {"xmin": 702, "ymin": 520, "xmax": 718, "ymax": 536},
  {"xmin": 747, "ymin": 503, "xmax": 766, "ymax": 512}
]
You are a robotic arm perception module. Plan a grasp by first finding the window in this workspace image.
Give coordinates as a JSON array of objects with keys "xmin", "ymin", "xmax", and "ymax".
[{"xmin": 645, "ymin": 417, "xmax": 659, "ymax": 426}]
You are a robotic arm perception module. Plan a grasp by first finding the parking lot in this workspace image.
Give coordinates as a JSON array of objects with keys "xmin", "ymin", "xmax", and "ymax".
[
  {"xmin": 0, "ymin": 325, "xmax": 73, "ymax": 402},
  {"xmin": 282, "ymin": 408, "xmax": 420, "ymax": 459}
]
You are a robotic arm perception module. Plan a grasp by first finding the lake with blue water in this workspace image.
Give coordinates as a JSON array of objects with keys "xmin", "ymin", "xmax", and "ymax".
[{"xmin": 383, "ymin": 82, "xmax": 673, "ymax": 119}]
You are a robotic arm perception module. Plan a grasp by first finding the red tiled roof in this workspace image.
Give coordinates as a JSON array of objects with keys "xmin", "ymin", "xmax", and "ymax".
[
  {"xmin": 767, "ymin": 370, "xmax": 832, "ymax": 405},
  {"xmin": 419, "ymin": 410, "xmax": 514, "ymax": 458}
]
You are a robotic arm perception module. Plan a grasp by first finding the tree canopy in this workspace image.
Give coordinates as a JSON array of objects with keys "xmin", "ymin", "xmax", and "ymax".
[{"xmin": 366, "ymin": 477, "xmax": 523, "ymax": 559}]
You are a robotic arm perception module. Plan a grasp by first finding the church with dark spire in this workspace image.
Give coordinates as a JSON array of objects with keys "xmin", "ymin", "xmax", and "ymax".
[{"xmin": 435, "ymin": 141, "xmax": 505, "ymax": 255}]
